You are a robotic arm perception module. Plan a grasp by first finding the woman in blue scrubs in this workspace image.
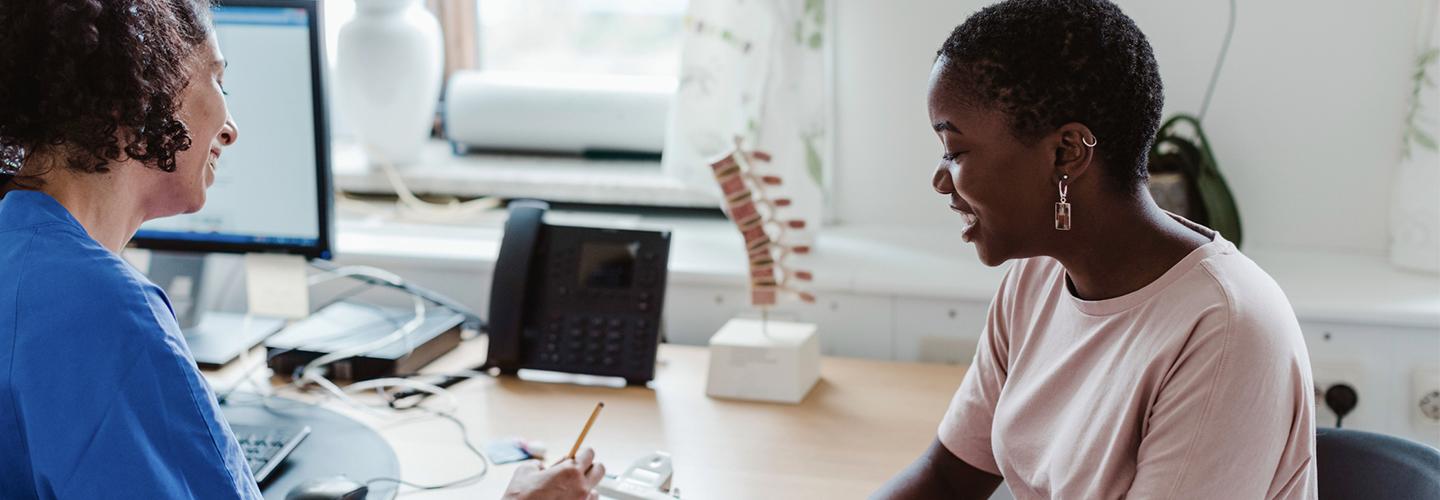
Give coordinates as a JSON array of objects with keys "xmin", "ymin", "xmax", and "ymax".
[{"xmin": 0, "ymin": 1, "xmax": 603, "ymax": 498}]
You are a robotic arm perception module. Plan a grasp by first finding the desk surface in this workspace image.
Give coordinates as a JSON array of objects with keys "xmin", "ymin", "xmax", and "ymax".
[{"xmin": 259, "ymin": 340, "xmax": 966, "ymax": 500}]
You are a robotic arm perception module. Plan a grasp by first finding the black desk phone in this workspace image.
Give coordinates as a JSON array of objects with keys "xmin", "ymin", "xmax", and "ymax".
[{"xmin": 485, "ymin": 200, "xmax": 672, "ymax": 385}]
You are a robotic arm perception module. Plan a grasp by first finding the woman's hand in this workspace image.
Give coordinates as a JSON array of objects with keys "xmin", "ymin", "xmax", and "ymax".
[{"xmin": 502, "ymin": 448, "xmax": 607, "ymax": 500}]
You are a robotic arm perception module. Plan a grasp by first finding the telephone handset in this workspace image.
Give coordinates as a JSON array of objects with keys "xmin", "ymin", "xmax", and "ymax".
[
  {"xmin": 486, "ymin": 200, "xmax": 546, "ymax": 369},
  {"xmin": 485, "ymin": 200, "xmax": 672, "ymax": 385}
]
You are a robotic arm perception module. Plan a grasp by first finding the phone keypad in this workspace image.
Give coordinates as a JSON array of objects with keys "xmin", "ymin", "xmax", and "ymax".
[{"xmin": 533, "ymin": 315, "xmax": 655, "ymax": 373}]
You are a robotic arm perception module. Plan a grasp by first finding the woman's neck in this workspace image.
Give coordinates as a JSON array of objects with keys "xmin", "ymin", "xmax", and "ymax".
[
  {"xmin": 32, "ymin": 162, "xmax": 151, "ymax": 254},
  {"xmin": 1051, "ymin": 188, "xmax": 1212, "ymax": 301}
]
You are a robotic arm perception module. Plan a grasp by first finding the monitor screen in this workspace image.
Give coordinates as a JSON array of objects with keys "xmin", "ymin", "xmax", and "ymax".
[{"xmin": 132, "ymin": 1, "xmax": 332, "ymax": 259}]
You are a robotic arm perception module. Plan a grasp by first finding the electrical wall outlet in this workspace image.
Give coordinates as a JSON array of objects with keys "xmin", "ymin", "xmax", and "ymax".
[
  {"xmin": 1311, "ymin": 361, "xmax": 1366, "ymax": 429},
  {"xmin": 1412, "ymin": 367, "xmax": 1440, "ymax": 429}
]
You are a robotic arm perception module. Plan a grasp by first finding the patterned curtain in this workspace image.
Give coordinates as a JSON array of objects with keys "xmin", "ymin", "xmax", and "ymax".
[
  {"xmin": 1390, "ymin": 0, "xmax": 1439, "ymax": 274},
  {"xmin": 664, "ymin": 0, "xmax": 832, "ymax": 244}
]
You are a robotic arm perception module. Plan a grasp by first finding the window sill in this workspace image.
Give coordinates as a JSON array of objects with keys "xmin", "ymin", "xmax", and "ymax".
[{"xmin": 331, "ymin": 138, "xmax": 717, "ymax": 208}]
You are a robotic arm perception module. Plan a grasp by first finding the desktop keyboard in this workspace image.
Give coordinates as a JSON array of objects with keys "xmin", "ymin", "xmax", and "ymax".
[{"xmin": 231, "ymin": 423, "xmax": 311, "ymax": 483}]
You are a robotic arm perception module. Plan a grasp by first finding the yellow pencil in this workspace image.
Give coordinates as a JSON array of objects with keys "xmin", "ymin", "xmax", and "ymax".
[{"xmin": 565, "ymin": 402, "xmax": 605, "ymax": 461}]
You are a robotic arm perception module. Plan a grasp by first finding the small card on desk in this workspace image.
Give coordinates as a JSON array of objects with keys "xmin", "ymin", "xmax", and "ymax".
[{"xmin": 484, "ymin": 438, "xmax": 536, "ymax": 465}]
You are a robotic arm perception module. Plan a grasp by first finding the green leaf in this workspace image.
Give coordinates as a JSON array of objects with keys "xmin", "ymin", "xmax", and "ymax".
[
  {"xmin": 808, "ymin": 32, "xmax": 823, "ymax": 50},
  {"xmin": 1418, "ymin": 48, "xmax": 1440, "ymax": 66},
  {"xmin": 1414, "ymin": 129, "xmax": 1438, "ymax": 152},
  {"xmin": 804, "ymin": 136, "xmax": 824, "ymax": 188}
]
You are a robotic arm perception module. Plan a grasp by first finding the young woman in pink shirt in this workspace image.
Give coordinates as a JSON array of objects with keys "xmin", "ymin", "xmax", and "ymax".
[{"xmin": 874, "ymin": 1, "xmax": 1317, "ymax": 498}]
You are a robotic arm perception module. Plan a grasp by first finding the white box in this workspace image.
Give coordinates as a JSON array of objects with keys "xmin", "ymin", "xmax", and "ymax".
[{"xmin": 705, "ymin": 318, "xmax": 820, "ymax": 404}]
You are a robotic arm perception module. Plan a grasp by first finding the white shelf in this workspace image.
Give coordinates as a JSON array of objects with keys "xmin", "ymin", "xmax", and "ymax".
[{"xmin": 1246, "ymin": 248, "xmax": 1440, "ymax": 328}]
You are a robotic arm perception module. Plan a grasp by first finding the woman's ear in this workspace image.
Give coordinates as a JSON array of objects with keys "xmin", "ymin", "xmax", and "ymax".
[{"xmin": 1052, "ymin": 122, "xmax": 1097, "ymax": 182}]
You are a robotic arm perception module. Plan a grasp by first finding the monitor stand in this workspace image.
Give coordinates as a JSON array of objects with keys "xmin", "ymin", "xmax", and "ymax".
[{"xmin": 148, "ymin": 251, "xmax": 286, "ymax": 368}]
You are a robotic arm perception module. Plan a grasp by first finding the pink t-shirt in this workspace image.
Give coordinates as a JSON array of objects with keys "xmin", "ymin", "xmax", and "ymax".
[{"xmin": 939, "ymin": 225, "xmax": 1317, "ymax": 499}]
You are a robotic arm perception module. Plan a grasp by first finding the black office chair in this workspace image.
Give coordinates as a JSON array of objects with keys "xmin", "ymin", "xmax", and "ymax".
[{"xmin": 1316, "ymin": 428, "xmax": 1440, "ymax": 499}]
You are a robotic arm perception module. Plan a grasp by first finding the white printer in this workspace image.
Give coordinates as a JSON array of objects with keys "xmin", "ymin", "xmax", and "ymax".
[{"xmin": 443, "ymin": 71, "xmax": 673, "ymax": 156}]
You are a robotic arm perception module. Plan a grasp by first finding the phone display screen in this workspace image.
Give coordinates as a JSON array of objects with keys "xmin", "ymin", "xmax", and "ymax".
[{"xmin": 578, "ymin": 242, "xmax": 639, "ymax": 289}]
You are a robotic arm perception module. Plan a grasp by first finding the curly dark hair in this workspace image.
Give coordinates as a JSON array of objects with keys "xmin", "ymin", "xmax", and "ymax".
[
  {"xmin": 937, "ymin": 0, "xmax": 1163, "ymax": 189},
  {"xmin": 0, "ymin": 0, "xmax": 214, "ymax": 187}
]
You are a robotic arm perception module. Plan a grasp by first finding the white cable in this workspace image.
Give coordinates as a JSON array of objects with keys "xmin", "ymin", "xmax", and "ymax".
[
  {"xmin": 297, "ymin": 293, "xmax": 426, "ymax": 384},
  {"xmin": 346, "ymin": 377, "xmax": 460, "ymax": 412},
  {"xmin": 292, "ymin": 368, "xmax": 491, "ymax": 493},
  {"xmin": 411, "ymin": 370, "xmax": 492, "ymax": 380},
  {"xmin": 301, "ymin": 370, "xmax": 395, "ymax": 419},
  {"xmin": 367, "ymin": 145, "xmax": 503, "ymax": 221},
  {"xmin": 301, "ymin": 264, "xmax": 424, "ymax": 363},
  {"xmin": 287, "ymin": 262, "xmax": 481, "ymax": 410},
  {"xmin": 215, "ymin": 258, "xmax": 492, "ymax": 493},
  {"xmin": 307, "ymin": 264, "xmax": 407, "ymax": 288}
]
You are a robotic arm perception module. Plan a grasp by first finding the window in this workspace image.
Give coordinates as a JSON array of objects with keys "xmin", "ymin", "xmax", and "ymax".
[
  {"xmin": 321, "ymin": 0, "xmax": 708, "ymax": 209},
  {"xmin": 323, "ymin": 0, "xmax": 686, "ymax": 81},
  {"xmin": 477, "ymin": 0, "xmax": 685, "ymax": 79}
]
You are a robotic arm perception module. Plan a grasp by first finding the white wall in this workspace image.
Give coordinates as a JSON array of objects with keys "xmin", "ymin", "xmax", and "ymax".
[{"xmin": 833, "ymin": 0, "xmax": 1426, "ymax": 256}]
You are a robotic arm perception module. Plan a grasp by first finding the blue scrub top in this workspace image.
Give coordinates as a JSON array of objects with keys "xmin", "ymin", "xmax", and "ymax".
[{"xmin": 0, "ymin": 191, "xmax": 261, "ymax": 499}]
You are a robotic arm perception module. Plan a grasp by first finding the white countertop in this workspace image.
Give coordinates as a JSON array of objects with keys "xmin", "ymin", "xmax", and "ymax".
[{"xmin": 333, "ymin": 205, "xmax": 1440, "ymax": 330}]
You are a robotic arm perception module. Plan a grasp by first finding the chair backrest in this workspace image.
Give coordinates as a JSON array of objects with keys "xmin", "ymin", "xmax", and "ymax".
[{"xmin": 1316, "ymin": 428, "xmax": 1440, "ymax": 499}]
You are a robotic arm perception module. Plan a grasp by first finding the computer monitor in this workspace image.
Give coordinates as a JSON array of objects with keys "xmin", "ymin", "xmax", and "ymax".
[
  {"xmin": 132, "ymin": 0, "xmax": 333, "ymax": 366},
  {"xmin": 132, "ymin": 0, "xmax": 333, "ymax": 260}
]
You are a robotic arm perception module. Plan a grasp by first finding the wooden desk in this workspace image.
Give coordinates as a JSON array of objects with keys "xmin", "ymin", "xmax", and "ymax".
[{"xmin": 262, "ymin": 341, "xmax": 967, "ymax": 499}]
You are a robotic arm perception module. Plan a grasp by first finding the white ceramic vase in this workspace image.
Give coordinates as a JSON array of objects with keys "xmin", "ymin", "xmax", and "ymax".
[{"xmin": 336, "ymin": 0, "xmax": 443, "ymax": 166}]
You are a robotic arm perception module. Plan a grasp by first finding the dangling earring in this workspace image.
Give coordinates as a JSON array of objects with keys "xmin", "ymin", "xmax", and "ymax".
[
  {"xmin": 1055, "ymin": 174, "xmax": 1072, "ymax": 231},
  {"xmin": 1053, "ymin": 136, "xmax": 1091, "ymax": 230}
]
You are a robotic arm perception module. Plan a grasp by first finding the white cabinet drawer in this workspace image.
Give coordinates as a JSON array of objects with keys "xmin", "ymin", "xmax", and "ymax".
[
  {"xmin": 661, "ymin": 285, "xmax": 750, "ymax": 346},
  {"xmin": 893, "ymin": 298, "xmax": 988, "ymax": 364},
  {"xmin": 793, "ymin": 293, "xmax": 894, "ymax": 359}
]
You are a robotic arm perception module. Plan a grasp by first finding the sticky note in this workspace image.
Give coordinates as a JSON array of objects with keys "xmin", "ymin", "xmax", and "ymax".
[{"xmin": 244, "ymin": 253, "xmax": 310, "ymax": 319}]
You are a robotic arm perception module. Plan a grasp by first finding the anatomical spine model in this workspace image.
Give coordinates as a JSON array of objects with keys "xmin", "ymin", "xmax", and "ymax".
[{"xmin": 708, "ymin": 138, "xmax": 815, "ymax": 308}]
